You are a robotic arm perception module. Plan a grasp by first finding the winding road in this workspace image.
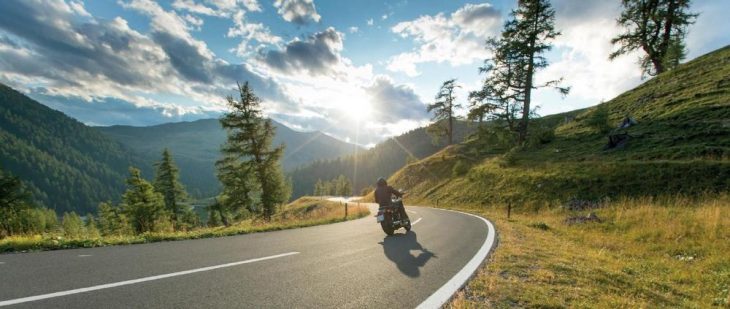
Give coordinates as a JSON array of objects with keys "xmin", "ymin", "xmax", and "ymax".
[{"xmin": 0, "ymin": 203, "xmax": 495, "ymax": 308}]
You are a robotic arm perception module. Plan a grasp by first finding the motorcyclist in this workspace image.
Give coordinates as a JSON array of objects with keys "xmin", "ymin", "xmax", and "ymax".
[{"xmin": 374, "ymin": 177, "xmax": 409, "ymax": 223}]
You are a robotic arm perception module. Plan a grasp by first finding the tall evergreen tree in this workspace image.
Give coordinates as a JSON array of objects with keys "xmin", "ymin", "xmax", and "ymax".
[
  {"xmin": 314, "ymin": 179, "xmax": 324, "ymax": 196},
  {"xmin": 610, "ymin": 0, "xmax": 698, "ymax": 77},
  {"xmin": 217, "ymin": 82, "xmax": 289, "ymax": 221},
  {"xmin": 427, "ymin": 79, "xmax": 461, "ymax": 145},
  {"xmin": 121, "ymin": 167, "xmax": 168, "ymax": 233},
  {"xmin": 0, "ymin": 166, "xmax": 32, "ymax": 236},
  {"xmin": 471, "ymin": 0, "xmax": 568, "ymax": 145},
  {"xmin": 153, "ymin": 149, "xmax": 188, "ymax": 221}
]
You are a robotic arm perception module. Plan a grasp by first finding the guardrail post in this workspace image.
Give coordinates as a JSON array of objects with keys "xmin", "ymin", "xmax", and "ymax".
[
  {"xmin": 344, "ymin": 202, "xmax": 348, "ymax": 219},
  {"xmin": 507, "ymin": 202, "xmax": 511, "ymax": 219}
]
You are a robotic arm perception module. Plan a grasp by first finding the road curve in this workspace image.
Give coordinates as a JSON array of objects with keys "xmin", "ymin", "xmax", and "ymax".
[{"xmin": 0, "ymin": 204, "xmax": 495, "ymax": 308}]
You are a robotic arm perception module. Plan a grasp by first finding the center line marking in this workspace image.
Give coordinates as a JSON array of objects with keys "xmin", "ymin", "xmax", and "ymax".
[
  {"xmin": 78, "ymin": 255, "xmax": 92, "ymax": 257},
  {"xmin": 0, "ymin": 251, "xmax": 300, "ymax": 307},
  {"xmin": 411, "ymin": 218, "xmax": 423, "ymax": 225}
]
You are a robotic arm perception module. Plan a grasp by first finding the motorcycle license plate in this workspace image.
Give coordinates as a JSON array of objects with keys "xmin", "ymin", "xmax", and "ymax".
[{"xmin": 376, "ymin": 215, "xmax": 384, "ymax": 222}]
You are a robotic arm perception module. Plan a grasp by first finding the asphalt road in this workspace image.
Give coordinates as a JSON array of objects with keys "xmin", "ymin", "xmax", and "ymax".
[{"xmin": 0, "ymin": 204, "xmax": 494, "ymax": 308}]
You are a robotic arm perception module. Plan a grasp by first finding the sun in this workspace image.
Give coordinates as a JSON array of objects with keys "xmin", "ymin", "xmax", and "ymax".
[{"xmin": 343, "ymin": 97, "xmax": 373, "ymax": 121}]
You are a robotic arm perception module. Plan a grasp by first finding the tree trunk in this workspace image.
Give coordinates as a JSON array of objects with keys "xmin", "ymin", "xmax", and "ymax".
[
  {"xmin": 520, "ymin": 50, "xmax": 535, "ymax": 145},
  {"xmin": 448, "ymin": 91, "xmax": 454, "ymax": 145}
]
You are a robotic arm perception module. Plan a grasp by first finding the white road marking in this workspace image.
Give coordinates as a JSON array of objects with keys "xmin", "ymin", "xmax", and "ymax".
[
  {"xmin": 78, "ymin": 255, "xmax": 92, "ymax": 257},
  {"xmin": 411, "ymin": 218, "xmax": 423, "ymax": 225},
  {"xmin": 416, "ymin": 209, "xmax": 497, "ymax": 309},
  {"xmin": 0, "ymin": 262, "xmax": 4, "ymax": 265},
  {"xmin": 0, "ymin": 251, "xmax": 300, "ymax": 307}
]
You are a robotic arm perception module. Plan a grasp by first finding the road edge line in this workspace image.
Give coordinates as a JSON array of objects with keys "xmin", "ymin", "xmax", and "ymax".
[
  {"xmin": 0, "ymin": 252, "xmax": 300, "ymax": 307},
  {"xmin": 416, "ymin": 208, "xmax": 497, "ymax": 309}
]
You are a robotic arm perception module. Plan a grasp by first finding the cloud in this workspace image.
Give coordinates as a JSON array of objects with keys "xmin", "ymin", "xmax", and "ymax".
[
  {"xmin": 387, "ymin": 3, "xmax": 501, "ymax": 76},
  {"xmin": 31, "ymin": 89, "xmax": 222, "ymax": 126},
  {"xmin": 0, "ymin": 0, "xmax": 294, "ymax": 123},
  {"xmin": 367, "ymin": 18, "xmax": 374, "ymax": 26},
  {"xmin": 531, "ymin": 0, "xmax": 643, "ymax": 113},
  {"xmin": 227, "ymin": 11, "xmax": 282, "ymax": 56},
  {"xmin": 273, "ymin": 0, "xmax": 321, "ymax": 25},
  {"xmin": 349, "ymin": 26, "xmax": 359, "ymax": 33},
  {"xmin": 365, "ymin": 76, "xmax": 428, "ymax": 122},
  {"xmin": 258, "ymin": 27, "xmax": 344, "ymax": 76}
]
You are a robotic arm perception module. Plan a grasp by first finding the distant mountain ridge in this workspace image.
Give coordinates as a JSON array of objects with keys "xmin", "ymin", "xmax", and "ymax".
[
  {"xmin": 97, "ymin": 118, "xmax": 362, "ymax": 197},
  {"xmin": 288, "ymin": 120, "xmax": 475, "ymax": 199}
]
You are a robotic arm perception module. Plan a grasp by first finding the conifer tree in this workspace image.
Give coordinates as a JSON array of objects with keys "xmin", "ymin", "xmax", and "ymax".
[
  {"xmin": 427, "ymin": 79, "xmax": 461, "ymax": 145},
  {"xmin": 314, "ymin": 179, "xmax": 324, "ymax": 196},
  {"xmin": 217, "ymin": 82, "xmax": 289, "ymax": 221},
  {"xmin": 97, "ymin": 201, "xmax": 132, "ymax": 236},
  {"xmin": 471, "ymin": 0, "xmax": 568, "ymax": 145},
  {"xmin": 0, "ymin": 166, "xmax": 32, "ymax": 236},
  {"xmin": 153, "ymin": 148, "xmax": 188, "ymax": 222},
  {"xmin": 121, "ymin": 167, "xmax": 168, "ymax": 233},
  {"xmin": 610, "ymin": 0, "xmax": 698, "ymax": 77}
]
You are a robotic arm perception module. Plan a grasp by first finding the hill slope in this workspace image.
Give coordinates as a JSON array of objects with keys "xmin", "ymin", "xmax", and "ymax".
[
  {"xmin": 388, "ymin": 45, "xmax": 730, "ymax": 207},
  {"xmin": 97, "ymin": 119, "xmax": 361, "ymax": 197},
  {"xmin": 0, "ymin": 83, "xmax": 148, "ymax": 214}
]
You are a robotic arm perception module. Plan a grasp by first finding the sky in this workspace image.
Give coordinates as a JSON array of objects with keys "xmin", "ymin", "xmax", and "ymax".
[{"xmin": 0, "ymin": 0, "xmax": 728, "ymax": 147}]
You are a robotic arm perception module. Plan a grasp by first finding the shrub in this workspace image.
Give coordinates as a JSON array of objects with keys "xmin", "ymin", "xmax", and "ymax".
[
  {"xmin": 452, "ymin": 160, "xmax": 470, "ymax": 176},
  {"xmin": 62, "ymin": 212, "xmax": 84, "ymax": 238}
]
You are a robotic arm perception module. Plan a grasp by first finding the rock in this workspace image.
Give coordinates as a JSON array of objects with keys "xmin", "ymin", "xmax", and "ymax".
[{"xmin": 564, "ymin": 212, "xmax": 603, "ymax": 225}]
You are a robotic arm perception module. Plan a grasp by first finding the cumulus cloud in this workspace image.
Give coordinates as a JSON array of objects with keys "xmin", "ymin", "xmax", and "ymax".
[
  {"xmin": 258, "ymin": 27, "xmax": 344, "ymax": 76},
  {"xmin": 365, "ymin": 76, "xmax": 429, "ymax": 122},
  {"xmin": 532, "ymin": 0, "xmax": 644, "ymax": 113},
  {"xmin": 0, "ymin": 0, "xmax": 294, "ymax": 125},
  {"xmin": 387, "ymin": 3, "xmax": 501, "ymax": 76},
  {"xmin": 227, "ymin": 11, "xmax": 282, "ymax": 57},
  {"xmin": 273, "ymin": 0, "xmax": 321, "ymax": 25}
]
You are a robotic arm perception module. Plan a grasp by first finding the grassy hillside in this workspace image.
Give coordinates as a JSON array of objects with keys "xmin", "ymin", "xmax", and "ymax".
[
  {"xmin": 98, "ymin": 119, "xmax": 361, "ymax": 197},
  {"xmin": 391, "ymin": 45, "xmax": 729, "ymax": 208},
  {"xmin": 0, "ymin": 83, "xmax": 148, "ymax": 214},
  {"xmin": 383, "ymin": 46, "xmax": 730, "ymax": 307}
]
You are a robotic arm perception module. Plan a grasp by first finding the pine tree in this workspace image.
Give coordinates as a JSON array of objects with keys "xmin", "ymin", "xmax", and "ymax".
[
  {"xmin": 153, "ymin": 148, "xmax": 188, "ymax": 222},
  {"xmin": 97, "ymin": 201, "xmax": 132, "ymax": 236},
  {"xmin": 427, "ymin": 79, "xmax": 461, "ymax": 145},
  {"xmin": 0, "ymin": 166, "xmax": 32, "ymax": 236},
  {"xmin": 471, "ymin": 0, "xmax": 568, "ymax": 145},
  {"xmin": 314, "ymin": 179, "xmax": 324, "ymax": 196},
  {"xmin": 217, "ymin": 82, "xmax": 289, "ymax": 221},
  {"xmin": 121, "ymin": 167, "xmax": 168, "ymax": 233},
  {"xmin": 610, "ymin": 0, "xmax": 698, "ymax": 77}
]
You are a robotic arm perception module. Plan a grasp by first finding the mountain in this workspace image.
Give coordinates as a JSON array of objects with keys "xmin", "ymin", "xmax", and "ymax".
[
  {"xmin": 97, "ymin": 119, "xmax": 361, "ymax": 198},
  {"xmin": 288, "ymin": 120, "xmax": 475, "ymax": 198},
  {"xmin": 383, "ymin": 45, "xmax": 730, "ymax": 207},
  {"xmin": 0, "ymin": 83, "xmax": 148, "ymax": 214}
]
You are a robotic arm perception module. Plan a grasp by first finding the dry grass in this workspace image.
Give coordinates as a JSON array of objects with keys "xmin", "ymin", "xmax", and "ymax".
[
  {"xmin": 0, "ymin": 197, "xmax": 370, "ymax": 253},
  {"xmin": 442, "ymin": 194, "xmax": 730, "ymax": 308}
]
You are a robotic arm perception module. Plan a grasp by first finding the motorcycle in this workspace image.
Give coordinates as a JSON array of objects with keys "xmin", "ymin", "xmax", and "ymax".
[{"xmin": 375, "ymin": 197, "xmax": 411, "ymax": 235}]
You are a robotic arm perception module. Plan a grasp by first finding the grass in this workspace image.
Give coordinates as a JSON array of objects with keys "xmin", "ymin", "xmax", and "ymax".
[
  {"xmin": 0, "ymin": 197, "xmax": 369, "ymax": 253},
  {"xmin": 437, "ymin": 194, "xmax": 730, "ymax": 308}
]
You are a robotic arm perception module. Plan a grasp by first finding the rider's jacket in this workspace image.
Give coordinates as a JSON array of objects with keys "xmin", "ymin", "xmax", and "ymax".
[{"xmin": 374, "ymin": 185, "xmax": 402, "ymax": 207}]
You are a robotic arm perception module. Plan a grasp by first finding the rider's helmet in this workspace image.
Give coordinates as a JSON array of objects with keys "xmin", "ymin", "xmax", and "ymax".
[{"xmin": 376, "ymin": 177, "xmax": 387, "ymax": 187}]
